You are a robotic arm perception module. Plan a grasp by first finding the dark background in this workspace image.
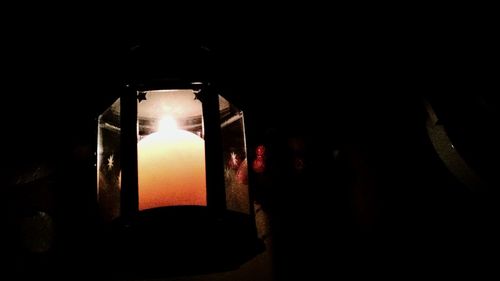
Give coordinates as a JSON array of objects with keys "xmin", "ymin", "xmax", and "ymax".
[{"xmin": 1, "ymin": 11, "xmax": 499, "ymax": 279}]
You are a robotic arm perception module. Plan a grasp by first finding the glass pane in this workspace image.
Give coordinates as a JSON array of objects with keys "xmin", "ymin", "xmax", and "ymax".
[
  {"xmin": 137, "ymin": 90, "xmax": 206, "ymax": 210},
  {"xmin": 220, "ymin": 95, "xmax": 250, "ymax": 214},
  {"xmin": 97, "ymin": 98, "xmax": 121, "ymax": 222}
]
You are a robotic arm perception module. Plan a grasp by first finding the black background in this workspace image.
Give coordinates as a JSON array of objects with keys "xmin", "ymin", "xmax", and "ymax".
[{"xmin": 1, "ymin": 9, "xmax": 499, "ymax": 279}]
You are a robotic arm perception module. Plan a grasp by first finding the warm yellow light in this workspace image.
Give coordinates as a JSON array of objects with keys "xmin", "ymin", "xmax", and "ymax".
[
  {"xmin": 158, "ymin": 116, "xmax": 178, "ymax": 132},
  {"xmin": 138, "ymin": 116, "xmax": 206, "ymax": 210}
]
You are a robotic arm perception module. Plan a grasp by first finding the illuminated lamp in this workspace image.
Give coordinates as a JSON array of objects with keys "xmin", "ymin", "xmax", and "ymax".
[{"xmin": 95, "ymin": 49, "xmax": 262, "ymax": 278}]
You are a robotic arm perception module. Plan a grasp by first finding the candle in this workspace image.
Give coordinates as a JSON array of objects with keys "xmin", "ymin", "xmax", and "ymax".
[{"xmin": 138, "ymin": 117, "xmax": 206, "ymax": 210}]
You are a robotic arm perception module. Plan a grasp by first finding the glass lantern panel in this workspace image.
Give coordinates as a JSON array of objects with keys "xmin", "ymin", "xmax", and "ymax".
[
  {"xmin": 137, "ymin": 90, "xmax": 206, "ymax": 210},
  {"xmin": 97, "ymin": 98, "xmax": 121, "ymax": 222},
  {"xmin": 219, "ymin": 95, "xmax": 250, "ymax": 214}
]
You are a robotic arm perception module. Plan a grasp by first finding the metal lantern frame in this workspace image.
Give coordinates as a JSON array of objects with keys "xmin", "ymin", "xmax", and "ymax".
[{"xmin": 96, "ymin": 78, "xmax": 263, "ymax": 279}]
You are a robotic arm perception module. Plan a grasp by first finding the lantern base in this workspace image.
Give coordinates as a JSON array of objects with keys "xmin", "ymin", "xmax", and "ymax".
[{"xmin": 96, "ymin": 206, "xmax": 264, "ymax": 279}]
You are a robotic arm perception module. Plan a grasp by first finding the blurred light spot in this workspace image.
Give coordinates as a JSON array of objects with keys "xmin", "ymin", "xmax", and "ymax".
[{"xmin": 253, "ymin": 145, "xmax": 266, "ymax": 173}]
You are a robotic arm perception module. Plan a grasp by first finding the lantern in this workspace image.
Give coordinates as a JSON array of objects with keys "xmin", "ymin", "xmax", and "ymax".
[{"xmin": 95, "ymin": 47, "xmax": 262, "ymax": 278}]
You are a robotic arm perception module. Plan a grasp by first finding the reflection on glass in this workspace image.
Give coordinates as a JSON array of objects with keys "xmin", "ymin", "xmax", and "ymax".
[
  {"xmin": 97, "ymin": 98, "xmax": 121, "ymax": 221},
  {"xmin": 220, "ymin": 95, "xmax": 250, "ymax": 214}
]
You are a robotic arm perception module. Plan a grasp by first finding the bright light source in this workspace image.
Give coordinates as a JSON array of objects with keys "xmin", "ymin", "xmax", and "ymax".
[{"xmin": 158, "ymin": 116, "xmax": 178, "ymax": 132}]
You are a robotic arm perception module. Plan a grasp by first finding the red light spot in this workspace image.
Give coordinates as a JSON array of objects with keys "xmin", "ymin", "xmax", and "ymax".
[
  {"xmin": 253, "ymin": 145, "xmax": 266, "ymax": 173},
  {"xmin": 256, "ymin": 145, "xmax": 266, "ymax": 157}
]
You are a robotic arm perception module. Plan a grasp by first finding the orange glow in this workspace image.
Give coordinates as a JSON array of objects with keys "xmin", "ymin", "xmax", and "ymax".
[{"xmin": 138, "ymin": 126, "xmax": 206, "ymax": 210}]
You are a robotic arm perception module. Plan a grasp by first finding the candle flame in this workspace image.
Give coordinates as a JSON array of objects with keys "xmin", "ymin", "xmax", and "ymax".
[{"xmin": 158, "ymin": 116, "xmax": 178, "ymax": 132}]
